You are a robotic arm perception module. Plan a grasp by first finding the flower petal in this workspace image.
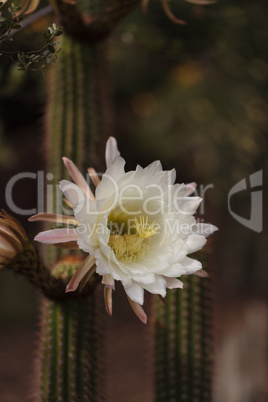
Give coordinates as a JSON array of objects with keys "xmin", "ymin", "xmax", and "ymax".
[
  {"xmin": 104, "ymin": 287, "xmax": 113, "ymax": 316},
  {"xmin": 181, "ymin": 256, "xmax": 202, "ymax": 274},
  {"xmin": 124, "ymin": 282, "xmax": 144, "ymax": 305},
  {"xmin": 73, "ymin": 197, "xmax": 98, "ymax": 224},
  {"xmin": 192, "ymin": 223, "xmax": 218, "ymax": 237},
  {"xmin": 185, "ymin": 182, "xmax": 197, "ymax": 196},
  {"xmin": 143, "ymin": 275, "xmax": 166, "ymax": 297},
  {"xmin": 194, "ymin": 269, "xmax": 209, "ymax": 278},
  {"xmin": 102, "ymin": 273, "xmax": 115, "ymax": 289},
  {"xmin": 185, "ymin": 234, "xmax": 207, "ymax": 253},
  {"xmin": 59, "ymin": 180, "xmax": 85, "ymax": 207},
  {"xmin": 66, "ymin": 255, "xmax": 95, "ymax": 292},
  {"xmin": 177, "ymin": 196, "xmax": 202, "ymax": 215},
  {"xmin": 79, "ymin": 262, "xmax": 97, "ymax": 291},
  {"xmin": 105, "ymin": 137, "xmax": 120, "ymax": 167},
  {"xmin": 95, "ymin": 156, "xmax": 126, "ymax": 202},
  {"xmin": 95, "ymin": 250, "xmax": 133, "ymax": 287},
  {"xmin": 29, "ymin": 213, "xmax": 79, "ymax": 226},
  {"xmin": 127, "ymin": 296, "xmax": 147, "ymax": 324},
  {"xmin": 88, "ymin": 168, "xmax": 101, "ymax": 187},
  {"xmin": 164, "ymin": 276, "xmax": 183, "ymax": 289},
  {"xmin": 161, "ymin": 263, "xmax": 186, "ymax": 277},
  {"xmin": 170, "ymin": 238, "xmax": 188, "ymax": 263},
  {"xmin": 34, "ymin": 228, "xmax": 78, "ymax": 244},
  {"xmin": 62, "ymin": 157, "xmax": 95, "ymax": 200}
]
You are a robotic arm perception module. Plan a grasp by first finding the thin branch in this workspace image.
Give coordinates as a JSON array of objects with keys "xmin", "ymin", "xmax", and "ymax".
[{"xmin": 17, "ymin": 5, "xmax": 54, "ymax": 32}]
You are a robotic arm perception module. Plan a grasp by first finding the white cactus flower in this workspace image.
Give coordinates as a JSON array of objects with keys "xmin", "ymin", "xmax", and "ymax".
[{"xmin": 31, "ymin": 137, "xmax": 217, "ymax": 323}]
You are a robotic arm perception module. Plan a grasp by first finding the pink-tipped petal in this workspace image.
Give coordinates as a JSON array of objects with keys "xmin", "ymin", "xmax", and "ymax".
[
  {"xmin": 185, "ymin": 182, "xmax": 197, "ymax": 196},
  {"xmin": 62, "ymin": 157, "xmax": 95, "ymax": 201},
  {"xmin": 88, "ymin": 168, "xmax": 101, "ymax": 187},
  {"xmin": 34, "ymin": 228, "xmax": 78, "ymax": 244},
  {"xmin": 179, "ymin": 196, "xmax": 202, "ymax": 214},
  {"xmin": 164, "ymin": 276, "xmax": 184, "ymax": 289},
  {"xmin": 102, "ymin": 274, "xmax": 115, "ymax": 290},
  {"xmin": 194, "ymin": 269, "xmax": 209, "ymax": 278},
  {"xmin": 104, "ymin": 287, "xmax": 113, "ymax": 316},
  {"xmin": 105, "ymin": 137, "xmax": 120, "ymax": 168},
  {"xmin": 127, "ymin": 296, "xmax": 147, "ymax": 324},
  {"xmin": 29, "ymin": 213, "xmax": 79, "ymax": 226},
  {"xmin": 78, "ymin": 263, "xmax": 97, "ymax": 291},
  {"xmin": 192, "ymin": 223, "xmax": 219, "ymax": 238},
  {"xmin": 66, "ymin": 255, "xmax": 95, "ymax": 293}
]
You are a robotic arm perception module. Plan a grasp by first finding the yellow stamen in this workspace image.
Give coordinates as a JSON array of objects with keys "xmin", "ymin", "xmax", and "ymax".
[
  {"xmin": 108, "ymin": 234, "xmax": 148, "ymax": 263},
  {"xmin": 108, "ymin": 215, "xmax": 159, "ymax": 263},
  {"xmin": 134, "ymin": 216, "xmax": 159, "ymax": 239}
]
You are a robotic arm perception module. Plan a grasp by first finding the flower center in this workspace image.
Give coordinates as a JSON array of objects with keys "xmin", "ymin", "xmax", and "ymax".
[{"xmin": 108, "ymin": 215, "xmax": 158, "ymax": 263}]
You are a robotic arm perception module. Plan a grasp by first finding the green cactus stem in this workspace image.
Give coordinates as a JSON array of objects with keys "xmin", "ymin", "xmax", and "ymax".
[
  {"xmin": 154, "ymin": 246, "xmax": 214, "ymax": 401},
  {"xmin": 37, "ymin": 289, "xmax": 105, "ymax": 402},
  {"xmin": 37, "ymin": 2, "xmax": 118, "ymax": 398}
]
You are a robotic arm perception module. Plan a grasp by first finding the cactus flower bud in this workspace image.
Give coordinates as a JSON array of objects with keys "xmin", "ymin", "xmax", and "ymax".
[{"xmin": 0, "ymin": 210, "xmax": 27, "ymax": 267}]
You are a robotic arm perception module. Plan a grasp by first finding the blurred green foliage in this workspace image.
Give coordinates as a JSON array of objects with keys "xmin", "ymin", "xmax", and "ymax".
[{"xmin": 0, "ymin": 1, "xmax": 62, "ymax": 71}]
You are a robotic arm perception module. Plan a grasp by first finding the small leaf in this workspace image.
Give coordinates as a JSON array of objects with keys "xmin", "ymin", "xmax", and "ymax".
[{"xmin": 47, "ymin": 44, "xmax": 55, "ymax": 53}]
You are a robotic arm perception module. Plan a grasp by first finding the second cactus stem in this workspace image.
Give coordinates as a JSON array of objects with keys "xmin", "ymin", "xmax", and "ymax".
[
  {"xmin": 154, "ymin": 250, "xmax": 214, "ymax": 401},
  {"xmin": 38, "ymin": 290, "xmax": 105, "ymax": 401}
]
